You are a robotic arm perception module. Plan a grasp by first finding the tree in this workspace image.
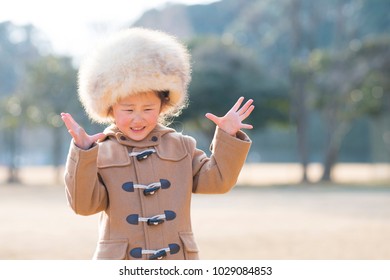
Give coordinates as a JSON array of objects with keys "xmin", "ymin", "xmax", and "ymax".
[
  {"xmin": 180, "ymin": 36, "xmax": 289, "ymax": 138},
  {"xmin": 23, "ymin": 55, "xmax": 78, "ymax": 182},
  {"xmin": 224, "ymin": 0, "xmax": 390, "ymax": 181},
  {"xmin": 0, "ymin": 21, "xmax": 42, "ymax": 183},
  {"xmin": 0, "ymin": 96, "xmax": 23, "ymax": 182},
  {"xmin": 287, "ymin": 0, "xmax": 312, "ymax": 183},
  {"xmin": 306, "ymin": 37, "xmax": 390, "ymax": 181},
  {"xmin": 132, "ymin": 0, "xmax": 390, "ymax": 173}
]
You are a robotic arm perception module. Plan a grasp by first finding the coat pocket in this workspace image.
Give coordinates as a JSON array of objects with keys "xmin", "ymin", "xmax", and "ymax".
[
  {"xmin": 93, "ymin": 239, "xmax": 129, "ymax": 260},
  {"xmin": 179, "ymin": 232, "xmax": 200, "ymax": 260}
]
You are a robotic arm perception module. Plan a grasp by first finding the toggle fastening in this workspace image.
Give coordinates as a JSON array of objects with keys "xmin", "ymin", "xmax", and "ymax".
[
  {"xmin": 126, "ymin": 210, "xmax": 176, "ymax": 225},
  {"xmin": 129, "ymin": 148, "xmax": 156, "ymax": 161},
  {"xmin": 150, "ymin": 249, "xmax": 167, "ymax": 260},
  {"xmin": 143, "ymin": 186, "xmax": 160, "ymax": 196},
  {"xmin": 130, "ymin": 243, "xmax": 180, "ymax": 260},
  {"xmin": 122, "ymin": 179, "xmax": 171, "ymax": 195},
  {"xmin": 147, "ymin": 217, "xmax": 165, "ymax": 226}
]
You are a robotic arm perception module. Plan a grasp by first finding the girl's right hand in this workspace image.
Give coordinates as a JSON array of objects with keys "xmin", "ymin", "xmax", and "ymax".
[{"xmin": 61, "ymin": 113, "xmax": 106, "ymax": 150}]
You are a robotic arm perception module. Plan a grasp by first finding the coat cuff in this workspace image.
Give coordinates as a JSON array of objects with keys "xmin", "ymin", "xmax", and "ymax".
[
  {"xmin": 68, "ymin": 140, "xmax": 99, "ymax": 164},
  {"xmin": 210, "ymin": 127, "xmax": 251, "ymax": 153}
]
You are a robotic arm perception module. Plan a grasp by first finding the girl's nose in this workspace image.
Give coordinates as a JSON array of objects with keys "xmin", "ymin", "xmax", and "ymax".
[{"xmin": 131, "ymin": 112, "xmax": 143, "ymax": 123}]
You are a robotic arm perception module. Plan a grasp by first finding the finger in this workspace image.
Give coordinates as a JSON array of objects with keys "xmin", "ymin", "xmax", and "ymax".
[
  {"xmin": 61, "ymin": 113, "xmax": 79, "ymax": 131},
  {"xmin": 240, "ymin": 123, "xmax": 253, "ymax": 130},
  {"xmin": 205, "ymin": 113, "xmax": 220, "ymax": 125},
  {"xmin": 240, "ymin": 105, "xmax": 255, "ymax": 121},
  {"xmin": 238, "ymin": 99, "xmax": 254, "ymax": 115},
  {"xmin": 64, "ymin": 113, "xmax": 80, "ymax": 129},
  {"xmin": 61, "ymin": 114, "xmax": 75, "ymax": 132},
  {"xmin": 67, "ymin": 128, "xmax": 78, "ymax": 140},
  {"xmin": 91, "ymin": 133, "xmax": 106, "ymax": 143},
  {"xmin": 230, "ymin": 96, "xmax": 245, "ymax": 112},
  {"xmin": 65, "ymin": 114, "xmax": 86, "ymax": 136}
]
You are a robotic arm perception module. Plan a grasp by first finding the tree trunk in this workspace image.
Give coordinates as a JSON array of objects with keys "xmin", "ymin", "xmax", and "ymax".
[
  {"xmin": 321, "ymin": 142, "xmax": 339, "ymax": 182},
  {"xmin": 288, "ymin": 0, "xmax": 310, "ymax": 183},
  {"xmin": 52, "ymin": 127, "xmax": 65, "ymax": 184},
  {"xmin": 6, "ymin": 127, "xmax": 20, "ymax": 184},
  {"xmin": 7, "ymin": 164, "xmax": 19, "ymax": 183},
  {"xmin": 295, "ymin": 90, "xmax": 309, "ymax": 183},
  {"xmin": 321, "ymin": 121, "xmax": 351, "ymax": 182}
]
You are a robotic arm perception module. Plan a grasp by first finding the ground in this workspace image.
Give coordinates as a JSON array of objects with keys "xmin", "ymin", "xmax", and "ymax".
[{"xmin": 0, "ymin": 173, "xmax": 389, "ymax": 259}]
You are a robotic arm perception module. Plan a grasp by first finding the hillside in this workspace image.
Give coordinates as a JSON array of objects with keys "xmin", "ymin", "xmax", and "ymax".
[{"xmin": 131, "ymin": 0, "xmax": 248, "ymax": 39}]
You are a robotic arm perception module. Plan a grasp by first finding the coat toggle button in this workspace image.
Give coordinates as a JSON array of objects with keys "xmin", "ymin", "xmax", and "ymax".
[
  {"xmin": 147, "ymin": 217, "xmax": 164, "ymax": 226},
  {"xmin": 136, "ymin": 151, "xmax": 154, "ymax": 161},
  {"xmin": 143, "ymin": 186, "xmax": 160, "ymax": 196},
  {"xmin": 149, "ymin": 249, "xmax": 167, "ymax": 260}
]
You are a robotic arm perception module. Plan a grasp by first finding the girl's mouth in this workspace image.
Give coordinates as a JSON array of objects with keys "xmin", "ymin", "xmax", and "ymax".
[{"xmin": 131, "ymin": 127, "xmax": 145, "ymax": 132}]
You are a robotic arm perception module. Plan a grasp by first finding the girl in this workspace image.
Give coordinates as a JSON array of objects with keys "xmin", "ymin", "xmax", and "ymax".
[{"xmin": 62, "ymin": 28, "xmax": 254, "ymax": 260}]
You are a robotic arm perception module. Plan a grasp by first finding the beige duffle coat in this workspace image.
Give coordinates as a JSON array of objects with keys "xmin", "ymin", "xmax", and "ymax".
[{"xmin": 64, "ymin": 124, "xmax": 251, "ymax": 260}]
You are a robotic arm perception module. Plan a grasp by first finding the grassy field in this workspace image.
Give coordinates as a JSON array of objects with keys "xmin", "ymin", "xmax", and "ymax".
[{"xmin": 0, "ymin": 165, "xmax": 389, "ymax": 260}]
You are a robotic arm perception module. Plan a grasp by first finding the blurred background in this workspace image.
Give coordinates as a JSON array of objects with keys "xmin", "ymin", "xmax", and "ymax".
[{"xmin": 0, "ymin": 0, "xmax": 389, "ymax": 260}]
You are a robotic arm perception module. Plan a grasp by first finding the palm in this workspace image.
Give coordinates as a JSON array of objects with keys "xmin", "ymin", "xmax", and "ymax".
[
  {"xmin": 61, "ymin": 113, "xmax": 105, "ymax": 150},
  {"xmin": 206, "ymin": 97, "xmax": 254, "ymax": 136}
]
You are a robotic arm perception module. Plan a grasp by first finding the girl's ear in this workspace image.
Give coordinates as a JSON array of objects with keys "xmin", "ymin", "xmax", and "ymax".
[
  {"xmin": 159, "ymin": 102, "xmax": 167, "ymax": 113},
  {"xmin": 107, "ymin": 107, "xmax": 113, "ymax": 116},
  {"xmin": 107, "ymin": 107, "xmax": 116, "ymax": 123},
  {"xmin": 156, "ymin": 90, "xmax": 170, "ymax": 113}
]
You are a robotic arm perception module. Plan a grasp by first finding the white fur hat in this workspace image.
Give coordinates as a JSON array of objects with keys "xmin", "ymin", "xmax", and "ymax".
[{"xmin": 78, "ymin": 27, "xmax": 191, "ymax": 123}]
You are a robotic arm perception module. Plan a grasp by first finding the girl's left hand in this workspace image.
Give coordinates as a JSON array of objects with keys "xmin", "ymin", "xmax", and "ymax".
[{"xmin": 205, "ymin": 97, "xmax": 255, "ymax": 136}]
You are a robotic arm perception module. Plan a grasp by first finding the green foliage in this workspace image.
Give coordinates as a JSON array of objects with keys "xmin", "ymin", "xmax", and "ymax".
[
  {"xmin": 135, "ymin": 0, "xmax": 390, "ymax": 132},
  {"xmin": 290, "ymin": 35, "xmax": 390, "ymax": 180},
  {"xmin": 179, "ymin": 37, "xmax": 289, "ymax": 133},
  {"xmin": 303, "ymin": 36, "xmax": 390, "ymax": 121},
  {"xmin": 1, "ymin": 0, "xmax": 389, "ymax": 170},
  {"xmin": 23, "ymin": 55, "xmax": 78, "ymax": 127}
]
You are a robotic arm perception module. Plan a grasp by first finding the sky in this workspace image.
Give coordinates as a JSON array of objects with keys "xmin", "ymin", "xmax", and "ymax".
[{"xmin": 0, "ymin": 0, "xmax": 218, "ymax": 60}]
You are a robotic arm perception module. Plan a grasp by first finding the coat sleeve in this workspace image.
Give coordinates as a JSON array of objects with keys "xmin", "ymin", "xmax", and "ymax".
[
  {"xmin": 187, "ymin": 127, "xmax": 251, "ymax": 194},
  {"xmin": 64, "ymin": 141, "xmax": 108, "ymax": 216}
]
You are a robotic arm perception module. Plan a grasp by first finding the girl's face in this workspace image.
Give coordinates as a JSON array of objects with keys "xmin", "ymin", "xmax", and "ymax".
[{"xmin": 111, "ymin": 92, "xmax": 162, "ymax": 141}]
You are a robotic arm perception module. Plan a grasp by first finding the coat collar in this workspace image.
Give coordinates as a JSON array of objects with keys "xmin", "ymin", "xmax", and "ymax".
[{"xmin": 102, "ymin": 124, "xmax": 176, "ymax": 148}]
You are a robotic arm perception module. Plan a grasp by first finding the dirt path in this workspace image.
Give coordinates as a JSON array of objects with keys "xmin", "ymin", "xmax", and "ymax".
[{"xmin": 0, "ymin": 183, "xmax": 389, "ymax": 259}]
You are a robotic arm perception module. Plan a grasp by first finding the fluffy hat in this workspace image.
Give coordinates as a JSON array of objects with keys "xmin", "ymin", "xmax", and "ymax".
[{"xmin": 78, "ymin": 27, "xmax": 191, "ymax": 123}]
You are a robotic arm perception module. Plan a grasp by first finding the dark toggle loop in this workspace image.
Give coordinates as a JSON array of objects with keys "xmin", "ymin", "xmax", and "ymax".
[
  {"xmin": 130, "ymin": 243, "xmax": 180, "ymax": 259},
  {"xmin": 126, "ymin": 214, "xmax": 139, "ymax": 225},
  {"xmin": 136, "ymin": 151, "xmax": 154, "ymax": 161},
  {"xmin": 122, "ymin": 182, "xmax": 134, "ymax": 192},
  {"xmin": 127, "ymin": 211, "xmax": 176, "ymax": 226},
  {"xmin": 124, "ymin": 180, "xmax": 170, "ymax": 195},
  {"xmin": 130, "ymin": 247, "xmax": 143, "ymax": 258},
  {"xmin": 143, "ymin": 186, "xmax": 160, "ymax": 196},
  {"xmin": 164, "ymin": 210, "xmax": 176, "ymax": 221},
  {"xmin": 169, "ymin": 243, "xmax": 180, "ymax": 255},
  {"xmin": 160, "ymin": 179, "xmax": 171, "ymax": 189},
  {"xmin": 147, "ymin": 217, "xmax": 164, "ymax": 226},
  {"xmin": 149, "ymin": 249, "xmax": 167, "ymax": 260}
]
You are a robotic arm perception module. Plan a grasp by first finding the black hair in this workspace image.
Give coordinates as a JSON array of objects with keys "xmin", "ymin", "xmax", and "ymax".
[{"xmin": 157, "ymin": 90, "xmax": 170, "ymax": 104}]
